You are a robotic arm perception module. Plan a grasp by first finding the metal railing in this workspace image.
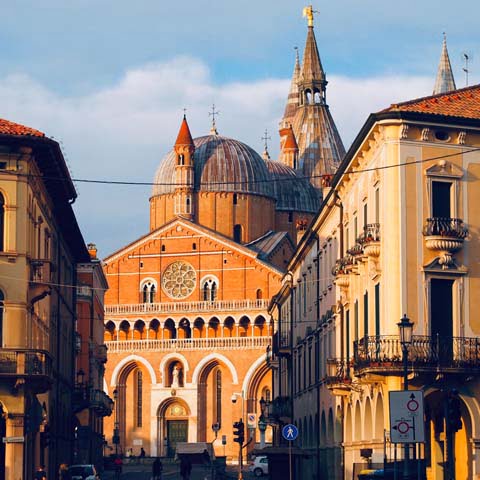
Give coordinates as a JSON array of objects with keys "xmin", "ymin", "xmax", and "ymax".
[
  {"xmin": 325, "ymin": 358, "xmax": 351, "ymax": 384},
  {"xmin": 105, "ymin": 335, "xmax": 271, "ymax": 353},
  {"xmin": 74, "ymin": 386, "xmax": 113, "ymax": 416},
  {"xmin": 0, "ymin": 348, "xmax": 52, "ymax": 377},
  {"xmin": 422, "ymin": 218, "xmax": 468, "ymax": 239},
  {"xmin": 105, "ymin": 298, "xmax": 270, "ymax": 316},
  {"xmin": 354, "ymin": 335, "xmax": 480, "ymax": 372}
]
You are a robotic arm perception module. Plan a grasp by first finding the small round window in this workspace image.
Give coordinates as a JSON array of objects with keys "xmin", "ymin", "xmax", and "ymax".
[{"xmin": 434, "ymin": 130, "xmax": 450, "ymax": 142}]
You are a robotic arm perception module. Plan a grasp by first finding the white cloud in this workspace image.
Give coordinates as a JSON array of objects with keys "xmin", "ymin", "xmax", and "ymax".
[{"xmin": 0, "ymin": 57, "xmax": 433, "ymax": 255}]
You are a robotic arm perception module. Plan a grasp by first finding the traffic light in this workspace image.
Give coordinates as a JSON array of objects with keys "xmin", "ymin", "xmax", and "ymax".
[
  {"xmin": 446, "ymin": 390, "xmax": 462, "ymax": 433},
  {"xmin": 233, "ymin": 419, "xmax": 244, "ymax": 444}
]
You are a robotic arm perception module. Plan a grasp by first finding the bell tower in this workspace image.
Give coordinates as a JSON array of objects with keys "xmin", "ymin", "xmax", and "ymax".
[{"xmin": 174, "ymin": 115, "xmax": 195, "ymax": 221}]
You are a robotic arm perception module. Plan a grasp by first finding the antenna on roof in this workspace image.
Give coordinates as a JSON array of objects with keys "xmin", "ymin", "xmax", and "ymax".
[{"xmin": 462, "ymin": 52, "xmax": 473, "ymax": 87}]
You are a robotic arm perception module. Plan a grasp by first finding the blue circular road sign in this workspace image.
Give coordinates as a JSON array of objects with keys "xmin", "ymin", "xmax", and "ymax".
[{"xmin": 282, "ymin": 424, "xmax": 298, "ymax": 441}]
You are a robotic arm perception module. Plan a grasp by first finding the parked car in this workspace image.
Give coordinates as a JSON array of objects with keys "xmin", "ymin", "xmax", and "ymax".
[
  {"xmin": 248, "ymin": 456, "xmax": 268, "ymax": 477},
  {"xmin": 68, "ymin": 464, "xmax": 100, "ymax": 480}
]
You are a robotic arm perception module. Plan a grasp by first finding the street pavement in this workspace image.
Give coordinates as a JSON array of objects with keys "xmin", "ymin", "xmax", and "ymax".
[{"xmin": 101, "ymin": 460, "xmax": 256, "ymax": 480}]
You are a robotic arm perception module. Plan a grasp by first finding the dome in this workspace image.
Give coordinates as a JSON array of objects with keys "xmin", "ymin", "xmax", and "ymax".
[
  {"xmin": 152, "ymin": 135, "xmax": 274, "ymax": 199},
  {"xmin": 265, "ymin": 160, "xmax": 319, "ymax": 213}
]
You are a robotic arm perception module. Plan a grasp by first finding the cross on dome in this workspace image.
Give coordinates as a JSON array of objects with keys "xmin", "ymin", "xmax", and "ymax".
[{"xmin": 209, "ymin": 104, "xmax": 220, "ymax": 135}]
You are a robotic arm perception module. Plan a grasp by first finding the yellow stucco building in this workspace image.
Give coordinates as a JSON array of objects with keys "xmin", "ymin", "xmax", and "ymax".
[{"xmin": 271, "ymin": 80, "xmax": 480, "ymax": 480}]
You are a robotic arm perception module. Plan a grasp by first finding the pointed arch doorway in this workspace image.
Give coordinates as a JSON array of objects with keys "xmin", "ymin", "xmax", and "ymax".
[{"xmin": 157, "ymin": 398, "xmax": 190, "ymax": 457}]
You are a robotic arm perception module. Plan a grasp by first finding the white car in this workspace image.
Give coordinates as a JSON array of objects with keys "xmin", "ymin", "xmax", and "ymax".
[
  {"xmin": 248, "ymin": 456, "xmax": 268, "ymax": 477},
  {"xmin": 68, "ymin": 464, "xmax": 100, "ymax": 480}
]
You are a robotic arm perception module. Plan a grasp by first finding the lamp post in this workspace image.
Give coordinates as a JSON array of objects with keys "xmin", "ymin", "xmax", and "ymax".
[
  {"xmin": 113, "ymin": 388, "xmax": 119, "ymax": 456},
  {"xmin": 397, "ymin": 314, "xmax": 413, "ymax": 480},
  {"xmin": 258, "ymin": 397, "xmax": 267, "ymax": 449}
]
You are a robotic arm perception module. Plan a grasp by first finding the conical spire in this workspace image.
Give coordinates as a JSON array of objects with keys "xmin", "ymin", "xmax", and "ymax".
[
  {"xmin": 281, "ymin": 48, "xmax": 302, "ymax": 127},
  {"xmin": 301, "ymin": 21, "xmax": 326, "ymax": 85},
  {"xmin": 175, "ymin": 115, "xmax": 194, "ymax": 147},
  {"xmin": 433, "ymin": 34, "xmax": 456, "ymax": 95}
]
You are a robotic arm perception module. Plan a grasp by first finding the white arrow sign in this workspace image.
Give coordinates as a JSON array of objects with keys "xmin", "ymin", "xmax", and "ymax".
[{"xmin": 389, "ymin": 390, "xmax": 425, "ymax": 443}]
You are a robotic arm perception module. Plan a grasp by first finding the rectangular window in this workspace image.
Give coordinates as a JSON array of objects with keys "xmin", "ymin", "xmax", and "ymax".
[
  {"xmin": 136, "ymin": 370, "xmax": 143, "ymax": 427},
  {"xmin": 364, "ymin": 291, "xmax": 369, "ymax": 337},
  {"xmin": 346, "ymin": 309, "xmax": 350, "ymax": 363},
  {"xmin": 363, "ymin": 203, "xmax": 368, "ymax": 228},
  {"xmin": 432, "ymin": 181, "xmax": 452, "ymax": 218},
  {"xmin": 354, "ymin": 300, "xmax": 359, "ymax": 341},
  {"xmin": 354, "ymin": 216, "xmax": 358, "ymax": 243},
  {"xmin": 375, "ymin": 189, "xmax": 380, "ymax": 223},
  {"xmin": 375, "ymin": 284, "xmax": 380, "ymax": 337},
  {"xmin": 308, "ymin": 345, "xmax": 312, "ymax": 386}
]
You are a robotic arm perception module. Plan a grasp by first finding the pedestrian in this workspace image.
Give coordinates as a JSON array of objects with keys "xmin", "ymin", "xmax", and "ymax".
[
  {"xmin": 113, "ymin": 456, "xmax": 123, "ymax": 479},
  {"xmin": 152, "ymin": 457, "xmax": 163, "ymax": 480},
  {"xmin": 58, "ymin": 463, "xmax": 70, "ymax": 480},
  {"xmin": 180, "ymin": 457, "xmax": 192, "ymax": 480},
  {"xmin": 139, "ymin": 446, "xmax": 146, "ymax": 464},
  {"xmin": 34, "ymin": 465, "xmax": 47, "ymax": 480}
]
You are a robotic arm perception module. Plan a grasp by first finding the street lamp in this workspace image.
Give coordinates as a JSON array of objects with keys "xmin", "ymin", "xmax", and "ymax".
[
  {"xmin": 76, "ymin": 368, "xmax": 85, "ymax": 385},
  {"xmin": 397, "ymin": 314, "xmax": 413, "ymax": 480},
  {"xmin": 258, "ymin": 397, "xmax": 267, "ymax": 449},
  {"xmin": 113, "ymin": 388, "xmax": 119, "ymax": 456}
]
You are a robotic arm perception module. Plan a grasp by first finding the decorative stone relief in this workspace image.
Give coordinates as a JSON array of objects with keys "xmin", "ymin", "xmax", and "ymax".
[
  {"xmin": 161, "ymin": 261, "xmax": 196, "ymax": 299},
  {"xmin": 400, "ymin": 124, "xmax": 409, "ymax": 139},
  {"xmin": 421, "ymin": 128, "xmax": 430, "ymax": 141},
  {"xmin": 457, "ymin": 131, "xmax": 467, "ymax": 145}
]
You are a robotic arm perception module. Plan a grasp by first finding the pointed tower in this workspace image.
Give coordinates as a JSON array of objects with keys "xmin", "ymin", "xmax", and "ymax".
[
  {"xmin": 433, "ymin": 34, "xmax": 456, "ymax": 95},
  {"xmin": 280, "ymin": 6, "xmax": 345, "ymax": 191},
  {"xmin": 279, "ymin": 125, "xmax": 299, "ymax": 170},
  {"xmin": 174, "ymin": 115, "xmax": 195, "ymax": 220},
  {"xmin": 280, "ymin": 48, "xmax": 301, "ymax": 129}
]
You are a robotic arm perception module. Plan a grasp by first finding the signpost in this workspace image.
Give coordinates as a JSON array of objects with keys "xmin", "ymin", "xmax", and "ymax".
[
  {"xmin": 247, "ymin": 413, "xmax": 257, "ymax": 429},
  {"xmin": 2, "ymin": 436, "xmax": 24, "ymax": 443},
  {"xmin": 282, "ymin": 424, "xmax": 298, "ymax": 480},
  {"xmin": 389, "ymin": 390, "xmax": 425, "ymax": 443}
]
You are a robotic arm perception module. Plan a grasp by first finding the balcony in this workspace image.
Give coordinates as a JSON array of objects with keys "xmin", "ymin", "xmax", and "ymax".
[
  {"xmin": 105, "ymin": 298, "xmax": 270, "ymax": 316},
  {"xmin": 0, "ymin": 348, "xmax": 53, "ymax": 393},
  {"xmin": 269, "ymin": 396, "xmax": 292, "ymax": 423},
  {"xmin": 359, "ymin": 223, "xmax": 381, "ymax": 258},
  {"xmin": 73, "ymin": 386, "xmax": 114, "ymax": 416},
  {"xmin": 272, "ymin": 331, "xmax": 291, "ymax": 357},
  {"xmin": 325, "ymin": 358, "xmax": 354, "ymax": 395},
  {"xmin": 423, "ymin": 218, "xmax": 468, "ymax": 267},
  {"xmin": 96, "ymin": 344, "xmax": 108, "ymax": 363},
  {"xmin": 105, "ymin": 335, "xmax": 271, "ymax": 353},
  {"xmin": 353, "ymin": 335, "xmax": 480, "ymax": 377}
]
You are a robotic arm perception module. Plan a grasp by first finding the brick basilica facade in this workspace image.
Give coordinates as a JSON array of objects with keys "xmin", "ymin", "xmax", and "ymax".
[{"xmin": 102, "ymin": 14, "xmax": 344, "ymax": 459}]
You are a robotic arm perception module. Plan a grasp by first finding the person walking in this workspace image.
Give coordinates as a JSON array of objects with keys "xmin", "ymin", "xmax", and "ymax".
[
  {"xmin": 113, "ymin": 456, "xmax": 123, "ymax": 480},
  {"xmin": 58, "ymin": 463, "xmax": 70, "ymax": 480},
  {"xmin": 34, "ymin": 465, "xmax": 47, "ymax": 480},
  {"xmin": 180, "ymin": 457, "xmax": 192, "ymax": 480},
  {"xmin": 152, "ymin": 457, "xmax": 163, "ymax": 480},
  {"xmin": 139, "ymin": 447, "xmax": 146, "ymax": 464}
]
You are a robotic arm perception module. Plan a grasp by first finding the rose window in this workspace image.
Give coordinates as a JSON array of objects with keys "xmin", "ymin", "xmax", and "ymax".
[{"xmin": 162, "ymin": 261, "xmax": 196, "ymax": 299}]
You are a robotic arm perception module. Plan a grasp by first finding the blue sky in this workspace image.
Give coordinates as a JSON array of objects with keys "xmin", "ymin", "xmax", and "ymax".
[{"xmin": 1, "ymin": 0, "xmax": 479, "ymax": 255}]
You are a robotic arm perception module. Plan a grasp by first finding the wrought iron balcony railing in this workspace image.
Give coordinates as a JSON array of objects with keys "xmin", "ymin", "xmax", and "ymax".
[
  {"xmin": 422, "ymin": 218, "xmax": 468, "ymax": 239},
  {"xmin": 353, "ymin": 335, "xmax": 480, "ymax": 375},
  {"xmin": 73, "ymin": 386, "xmax": 114, "ymax": 416},
  {"xmin": 360, "ymin": 223, "xmax": 381, "ymax": 244},
  {"xmin": 0, "ymin": 348, "xmax": 53, "ymax": 393}
]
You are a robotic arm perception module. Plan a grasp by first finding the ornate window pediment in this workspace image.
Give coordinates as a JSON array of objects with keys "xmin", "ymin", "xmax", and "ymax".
[{"xmin": 425, "ymin": 161, "xmax": 463, "ymax": 179}]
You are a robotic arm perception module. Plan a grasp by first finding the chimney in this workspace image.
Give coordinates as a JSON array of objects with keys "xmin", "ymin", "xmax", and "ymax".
[{"xmin": 87, "ymin": 243, "xmax": 97, "ymax": 260}]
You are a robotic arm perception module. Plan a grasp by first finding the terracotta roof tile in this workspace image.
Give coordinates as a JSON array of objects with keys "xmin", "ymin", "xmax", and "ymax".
[
  {"xmin": 0, "ymin": 118, "xmax": 44, "ymax": 137},
  {"xmin": 174, "ymin": 116, "xmax": 194, "ymax": 146},
  {"xmin": 381, "ymin": 84, "xmax": 480, "ymax": 120}
]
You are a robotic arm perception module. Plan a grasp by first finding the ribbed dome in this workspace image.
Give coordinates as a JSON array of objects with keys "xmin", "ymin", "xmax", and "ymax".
[
  {"xmin": 152, "ymin": 135, "xmax": 274, "ymax": 198},
  {"xmin": 265, "ymin": 160, "xmax": 319, "ymax": 213}
]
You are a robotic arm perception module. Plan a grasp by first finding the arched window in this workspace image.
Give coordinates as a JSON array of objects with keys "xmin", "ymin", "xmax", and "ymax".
[
  {"xmin": 135, "ymin": 369, "xmax": 143, "ymax": 427},
  {"xmin": 214, "ymin": 368, "xmax": 222, "ymax": 426},
  {"xmin": 0, "ymin": 290, "xmax": 4, "ymax": 345},
  {"xmin": 256, "ymin": 289, "xmax": 263, "ymax": 300},
  {"xmin": 233, "ymin": 224, "xmax": 243, "ymax": 243},
  {"xmin": 178, "ymin": 154, "xmax": 185, "ymax": 165},
  {"xmin": 233, "ymin": 193, "xmax": 238, "ymax": 205},
  {"xmin": 202, "ymin": 278, "xmax": 218, "ymax": 302},
  {"xmin": 141, "ymin": 280, "xmax": 157, "ymax": 304},
  {"xmin": 0, "ymin": 193, "xmax": 4, "ymax": 251},
  {"xmin": 305, "ymin": 90, "xmax": 313, "ymax": 104}
]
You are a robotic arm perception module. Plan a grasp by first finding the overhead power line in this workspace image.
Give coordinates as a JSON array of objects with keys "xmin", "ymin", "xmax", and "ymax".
[{"xmin": 0, "ymin": 148, "xmax": 478, "ymax": 188}]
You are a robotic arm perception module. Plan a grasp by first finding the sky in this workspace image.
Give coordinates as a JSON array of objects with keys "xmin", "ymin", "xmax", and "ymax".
[{"xmin": 1, "ymin": 0, "xmax": 479, "ymax": 256}]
